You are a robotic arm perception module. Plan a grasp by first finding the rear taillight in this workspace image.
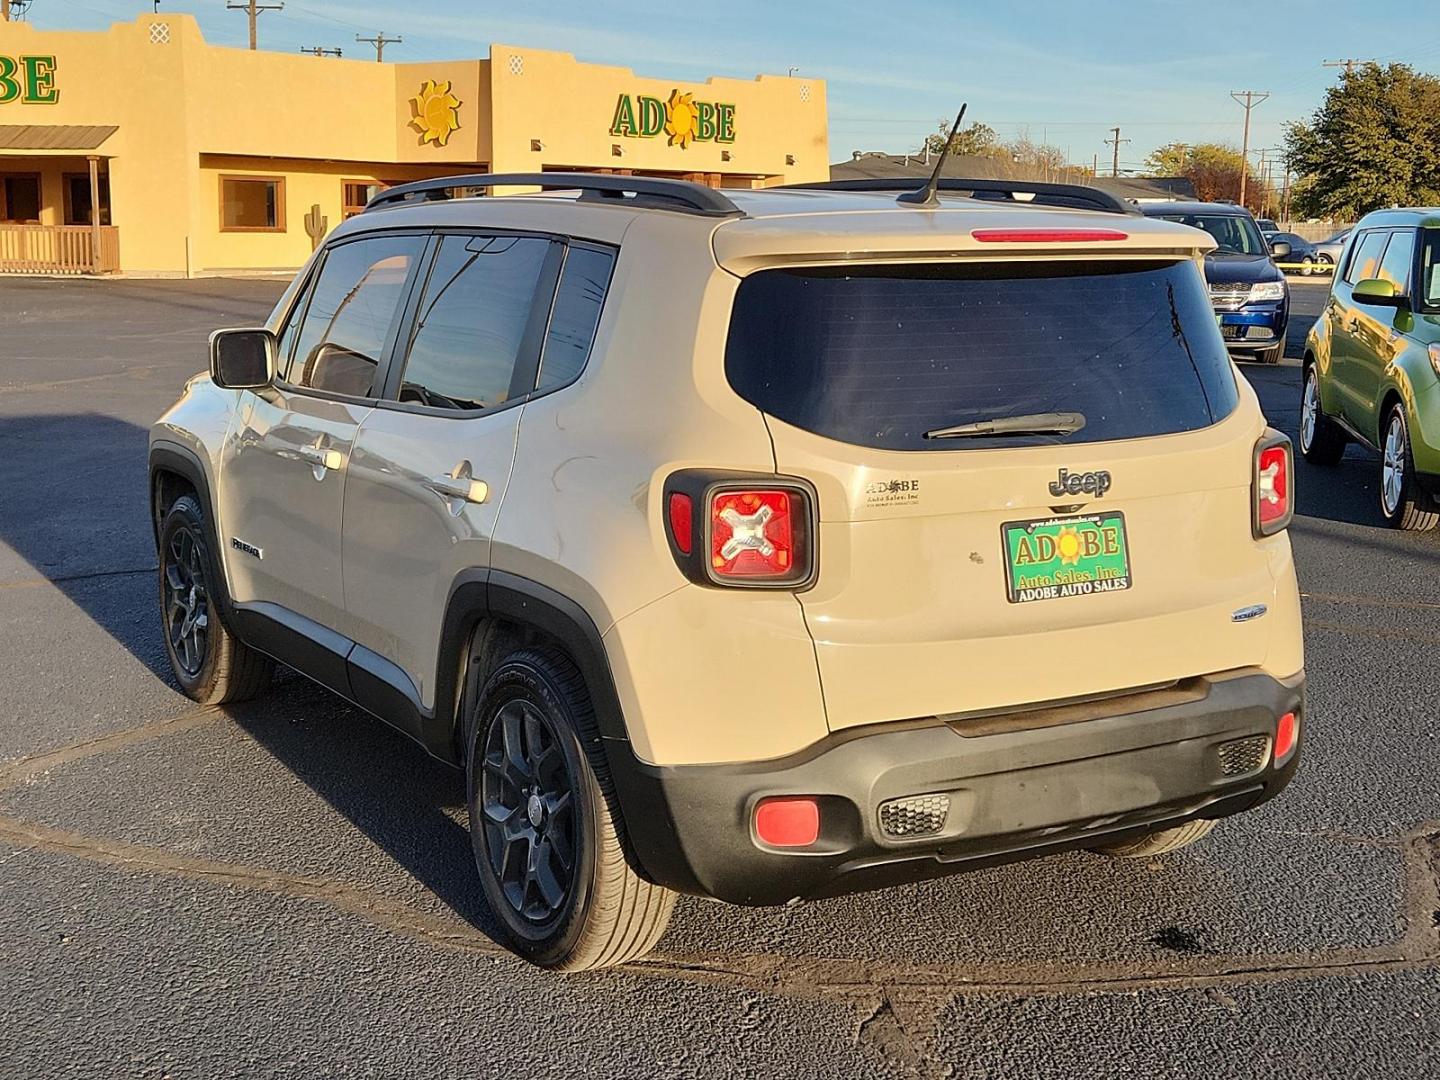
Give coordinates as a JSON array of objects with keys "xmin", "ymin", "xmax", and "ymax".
[
  {"xmin": 1253, "ymin": 431, "xmax": 1293, "ymax": 537},
  {"xmin": 663, "ymin": 471, "xmax": 815, "ymax": 588}
]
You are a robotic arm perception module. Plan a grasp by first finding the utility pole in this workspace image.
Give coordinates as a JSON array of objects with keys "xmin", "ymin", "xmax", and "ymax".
[
  {"xmin": 227, "ymin": 1, "xmax": 284, "ymax": 51},
  {"xmin": 2, "ymin": 0, "xmax": 33, "ymax": 21},
  {"xmin": 300, "ymin": 46, "xmax": 343, "ymax": 57},
  {"xmin": 1104, "ymin": 126, "xmax": 1129, "ymax": 178},
  {"xmin": 356, "ymin": 32, "xmax": 402, "ymax": 62},
  {"xmin": 1229, "ymin": 90, "xmax": 1269, "ymax": 208},
  {"xmin": 1323, "ymin": 58, "xmax": 1374, "ymax": 76},
  {"xmin": 1092, "ymin": 153, "xmax": 1098, "ymax": 177},
  {"xmin": 1281, "ymin": 165, "xmax": 1292, "ymax": 226}
]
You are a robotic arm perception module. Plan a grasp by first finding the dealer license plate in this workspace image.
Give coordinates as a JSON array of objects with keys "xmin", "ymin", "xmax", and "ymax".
[{"xmin": 1001, "ymin": 512, "xmax": 1132, "ymax": 604}]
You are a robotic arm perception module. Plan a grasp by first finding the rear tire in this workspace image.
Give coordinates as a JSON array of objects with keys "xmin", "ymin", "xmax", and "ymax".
[
  {"xmin": 1299, "ymin": 364, "xmax": 1346, "ymax": 466},
  {"xmin": 1089, "ymin": 818, "xmax": 1216, "ymax": 859},
  {"xmin": 1380, "ymin": 405, "xmax": 1440, "ymax": 531},
  {"xmin": 158, "ymin": 495, "xmax": 273, "ymax": 704},
  {"xmin": 467, "ymin": 647, "xmax": 675, "ymax": 971}
]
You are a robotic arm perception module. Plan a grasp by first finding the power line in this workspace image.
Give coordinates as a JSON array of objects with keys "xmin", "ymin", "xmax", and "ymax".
[
  {"xmin": 1104, "ymin": 126, "xmax": 1130, "ymax": 178},
  {"xmin": 226, "ymin": 0, "xmax": 284, "ymax": 51},
  {"xmin": 1229, "ymin": 90, "xmax": 1269, "ymax": 206},
  {"xmin": 1322, "ymin": 58, "xmax": 1375, "ymax": 76},
  {"xmin": 299, "ymin": 45, "xmax": 342, "ymax": 57},
  {"xmin": 356, "ymin": 32, "xmax": 402, "ymax": 62}
]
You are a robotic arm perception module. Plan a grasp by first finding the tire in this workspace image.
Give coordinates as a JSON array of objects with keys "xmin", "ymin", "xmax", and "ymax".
[
  {"xmin": 1259, "ymin": 344, "xmax": 1283, "ymax": 365},
  {"xmin": 158, "ymin": 494, "xmax": 273, "ymax": 704},
  {"xmin": 1300, "ymin": 255, "xmax": 1315, "ymax": 277},
  {"xmin": 1379, "ymin": 404, "xmax": 1440, "ymax": 531},
  {"xmin": 1316, "ymin": 253, "xmax": 1334, "ymax": 273},
  {"xmin": 1299, "ymin": 364, "xmax": 1346, "ymax": 466},
  {"xmin": 1089, "ymin": 818, "xmax": 1216, "ymax": 859},
  {"xmin": 467, "ymin": 647, "xmax": 675, "ymax": 971}
]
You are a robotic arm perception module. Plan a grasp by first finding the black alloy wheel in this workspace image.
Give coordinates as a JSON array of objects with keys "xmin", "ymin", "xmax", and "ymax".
[{"xmin": 163, "ymin": 523, "xmax": 210, "ymax": 678}]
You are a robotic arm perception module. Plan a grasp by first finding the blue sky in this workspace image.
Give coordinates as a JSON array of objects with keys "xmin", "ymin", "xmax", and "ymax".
[{"xmin": 29, "ymin": 0, "xmax": 1440, "ymax": 170}]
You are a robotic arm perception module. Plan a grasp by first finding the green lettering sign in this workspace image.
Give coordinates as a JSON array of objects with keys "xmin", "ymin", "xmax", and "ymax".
[
  {"xmin": 715, "ymin": 103, "xmax": 735, "ymax": 143},
  {"xmin": 638, "ymin": 96, "xmax": 664, "ymax": 137},
  {"xmin": 21, "ymin": 55, "xmax": 58, "ymax": 104},
  {"xmin": 609, "ymin": 93, "xmax": 637, "ymax": 137},
  {"xmin": 695, "ymin": 101, "xmax": 716, "ymax": 141},
  {"xmin": 0, "ymin": 56, "xmax": 20, "ymax": 105}
]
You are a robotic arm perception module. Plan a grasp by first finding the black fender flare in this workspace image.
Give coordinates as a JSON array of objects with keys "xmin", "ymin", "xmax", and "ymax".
[{"xmin": 148, "ymin": 441, "xmax": 237, "ymax": 620}]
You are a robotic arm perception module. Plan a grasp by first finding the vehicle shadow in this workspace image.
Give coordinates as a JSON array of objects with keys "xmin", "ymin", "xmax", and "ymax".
[{"xmin": 0, "ymin": 411, "xmax": 505, "ymax": 945}]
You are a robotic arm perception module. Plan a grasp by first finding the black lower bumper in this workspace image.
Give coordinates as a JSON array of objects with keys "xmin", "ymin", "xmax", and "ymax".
[{"xmin": 605, "ymin": 669, "xmax": 1304, "ymax": 906}]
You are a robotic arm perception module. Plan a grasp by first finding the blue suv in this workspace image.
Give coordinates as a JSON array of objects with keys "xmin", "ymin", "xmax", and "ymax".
[{"xmin": 1141, "ymin": 201, "xmax": 1290, "ymax": 364}]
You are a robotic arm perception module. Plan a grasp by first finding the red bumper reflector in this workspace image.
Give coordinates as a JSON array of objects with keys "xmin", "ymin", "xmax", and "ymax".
[
  {"xmin": 1275, "ymin": 712, "xmax": 1298, "ymax": 761},
  {"xmin": 667, "ymin": 492, "xmax": 693, "ymax": 555},
  {"xmin": 754, "ymin": 797, "xmax": 819, "ymax": 847},
  {"xmin": 971, "ymin": 228, "xmax": 1129, "ymax": 243}
]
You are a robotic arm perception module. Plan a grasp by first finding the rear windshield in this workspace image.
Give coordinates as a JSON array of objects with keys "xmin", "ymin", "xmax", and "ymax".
[{"xmin": 724, "ymin": 260, "xmax": 1238, "ymax": 452}]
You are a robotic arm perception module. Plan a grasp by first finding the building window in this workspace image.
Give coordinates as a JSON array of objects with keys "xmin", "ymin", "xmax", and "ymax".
[
  {"xmin": 220, "ymin": 175, "xmax": 285, "ymax": 232},
  {"xmin": 0, "ymin": 174, "xmax": 41, "ymax": 223},
  {"xmin": 63, "ymin": 174, "xmax": 111, "ymax": 226},
  {"xmin": 342, "ymin": 180, "xmax": 388, "ymax": 220}
]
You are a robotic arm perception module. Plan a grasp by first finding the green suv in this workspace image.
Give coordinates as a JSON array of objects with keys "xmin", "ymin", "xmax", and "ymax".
[{"xmin": 1302, "ymin": 208, "xmax": 1440, "ymax": 529}]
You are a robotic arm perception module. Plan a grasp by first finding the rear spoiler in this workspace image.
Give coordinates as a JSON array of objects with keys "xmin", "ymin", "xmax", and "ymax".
[{"xmin": 778, "ymin": 178, "xmax": 1140, "ymax": 217}]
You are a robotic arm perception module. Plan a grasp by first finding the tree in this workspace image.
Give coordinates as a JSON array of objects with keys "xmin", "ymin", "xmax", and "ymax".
[
  {"xmin": 924, "ymin": 120, "xmax": 999, "ymax": 157},
  {"xmin": 1286, "ymin": 63, "xmax": 1440, "ymax": 219},
  {"xmin": 1144, "ymin": 141, "xmax": 1274, "ymax": 213}
]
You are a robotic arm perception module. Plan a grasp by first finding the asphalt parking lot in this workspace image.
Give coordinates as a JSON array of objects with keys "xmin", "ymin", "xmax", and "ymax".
[{"xmin": 1, "ymin": 276, "xmax": 1437, "ymax": 1078}]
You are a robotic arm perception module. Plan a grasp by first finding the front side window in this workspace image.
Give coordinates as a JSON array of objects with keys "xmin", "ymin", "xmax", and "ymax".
[
  {"xmin": 286, "ymin": 234, "xmax": 424, "ymax": 396},
  {"xmin": 725, "ymin": 259, "xmax": 1239, "ymax": 451},
  {"xmin": 397, "ymin": 234, "xmax": 551, "ymax": 411},
  {"xmin": 1153, "ymin": 213, "xmax": 1265, "ymax": 255},
  {"xmin": 537, "ymin": 245, "xmax": 615, "ymax": 392},
  {"xmin": 1419, "ymin": 231, "xmax": 1440, "ymax": 307},
  {"xmin": 1376, "ymin": 230, "xmax": 1416, "ymax": 292},
  {"xmin": 1345, "ymin": 230, "xmax": 1387, "ymax": 285},
  {"xmin": 221, "ymin": 176, "xmax": 285, "ymax": 231}
]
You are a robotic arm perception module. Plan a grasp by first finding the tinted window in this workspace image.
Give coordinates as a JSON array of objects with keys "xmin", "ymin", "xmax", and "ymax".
[
  {"xmin": 1377, "ymin": 230, "xmax": 1416, "ymax": 291},
  {"xmin": 287, "ymin": 235, "xmax": 423, "ymax": 396},
  {"xmin": 1152, "ymin": 213, "xmax": 1265, "ymax": 255},
  {"xmin": 1420, "ymin": 231, "xmax": 1440, "ymax": 305},
  {"xmin": 397, "ymin": 234, "xmax": 551, "ymax": 411},
  {"xmin": 725, "ymin": 261, "xmax": 1239, "ymax": 452},
  {"xmin": 1345, "ymin": 230, "xmax": 1387, "ymax": 285},
  {"xmin": 537, "ymin": 245, "xmax": 615, "ymax": 391}
]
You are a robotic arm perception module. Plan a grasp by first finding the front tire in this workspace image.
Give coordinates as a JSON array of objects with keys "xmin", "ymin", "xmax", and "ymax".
[
  {"xmin": 158, "ymin": 495, "xmax": 272, "ymax": 704},
  {"xmin": 1089, "ymin": 818, "xmax": 1216, "ymax": 859},
  {"xmin": 1299, "ymin": 364, "xmax": 1346, "ymax": 465},
  {"xmin": 1380, "ymin": 405, "xmax": 1440, "ymax": 531},
  {"xmin": 467, "ymin": 648, "xmax": 675, "ymax": 971}
]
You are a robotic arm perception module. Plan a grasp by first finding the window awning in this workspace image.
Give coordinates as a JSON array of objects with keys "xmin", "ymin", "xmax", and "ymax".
[{"xmin": 0, "ymin": 125, "xmax": 118, "ymax": 151}]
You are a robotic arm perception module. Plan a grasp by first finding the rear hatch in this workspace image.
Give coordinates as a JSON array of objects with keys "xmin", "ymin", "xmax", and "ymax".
[{"xmin": 720, "ymin": 230, "xmax": 1282, "ymax": 732}]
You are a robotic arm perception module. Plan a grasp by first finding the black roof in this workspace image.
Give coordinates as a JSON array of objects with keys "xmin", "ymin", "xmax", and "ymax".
[
  {"xmin": 830, "ymin": 154, "xmax": 1195, "ymax": 201},
  {"xmin": 1139, "ymin": 200, "xmax": 1254, "ymax": 217}
]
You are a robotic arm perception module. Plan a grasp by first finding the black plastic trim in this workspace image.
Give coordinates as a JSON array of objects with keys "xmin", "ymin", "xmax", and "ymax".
[
  {"xmin": 148, "ymin": 442, "xmax": 237, "ymax": 620},
  {"xmin": 780, "ymin": 177, "xmax": 1138, "ymax": 216},
  {"xmin": 232, "ymin": 600, "xmax": 352, "ymax": 699},
  {"xmin": 1253, "ymin": 427, "xmax": 1295, "ymax": 537},
  {"xmin": 365, "ymin": 172, "xmax": 743, "ymax": 218}
]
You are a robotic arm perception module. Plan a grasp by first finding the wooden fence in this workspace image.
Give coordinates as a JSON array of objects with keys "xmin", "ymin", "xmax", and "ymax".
[{"xmin": 0, "ymin": 225, "xmax": 120, "ymax": 275}]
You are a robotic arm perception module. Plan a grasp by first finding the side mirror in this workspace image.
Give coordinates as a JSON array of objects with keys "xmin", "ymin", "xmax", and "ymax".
[
  {"xmin": 1269, "ymin": 240, "xmax": 1292, "ymax": 259},
  {"xmin": 1352, "ymin": 277, "xmax": 1405, "ymax": 308},
  {"xmin": 209, "ymin": 328, "xmax": 277, "ymax": 389}
]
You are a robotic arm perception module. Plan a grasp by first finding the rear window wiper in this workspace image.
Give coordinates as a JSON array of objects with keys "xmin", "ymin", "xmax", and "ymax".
[{"xmin": 923, "ymin": 411, "xmax": 1087, "ymax": 440}]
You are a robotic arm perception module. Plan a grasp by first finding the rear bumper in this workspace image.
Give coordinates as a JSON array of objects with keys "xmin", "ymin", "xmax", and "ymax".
[
  {"xmin": 606, "ymin": 668, "xmax": 1304, "ymax": 905},
  {"xmin": 1217, "ymin": 303, "xmax": 1287, "ymax": 352}
]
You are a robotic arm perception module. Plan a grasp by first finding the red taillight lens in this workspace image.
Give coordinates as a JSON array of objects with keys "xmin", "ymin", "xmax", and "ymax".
[
  {"xmin": 1275, "ymin": 711, "xmax": 1298, "ymax": 762},
  {"xmin": 754, "ymin": 797, "xmax": 820, "ymax": 847},
  {"xmin": 1254, "ymin": 433, "xmax": 1293, "ymax": 537},
  {"xmin": 710, "ymin": 489, "xmax": 798, "ymax": 580},
  {"xmin": 971, "ymin": 228, "xmax": 1129, "ymax": 243},
  {"xmin": 667, "ymin": 492, "xmax": 693, "ymax": 555}
]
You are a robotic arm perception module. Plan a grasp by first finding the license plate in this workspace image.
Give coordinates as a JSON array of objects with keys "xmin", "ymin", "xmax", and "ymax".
[
  {"xmin": 1221, "ymin": 324, "xmax": 1245, "ymax": 340},
  {"xmin": 1001, "ymin": 512, "xmax": 1132, "ymax": 604}
]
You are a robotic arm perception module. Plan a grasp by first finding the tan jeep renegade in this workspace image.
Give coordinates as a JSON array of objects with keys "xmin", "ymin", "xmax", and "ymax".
[{"xmin": 149, "ymin": 172, "xmax": 1305, "ymax": 971}]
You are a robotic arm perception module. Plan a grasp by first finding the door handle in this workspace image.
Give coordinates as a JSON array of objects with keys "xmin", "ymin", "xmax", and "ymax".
[
  {"xmin": 297, "ymin": 446, "xmax": 345, "ymax": 471},
  {"xmin": 424, "ymin": 464, "xmax": 489, "ymax": 507}
]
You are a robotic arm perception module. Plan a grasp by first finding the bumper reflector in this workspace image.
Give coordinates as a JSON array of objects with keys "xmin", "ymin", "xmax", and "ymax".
[
  {"xmin": 878, "ymin": 793, "xmax": 951, "ymax": 839},
  {"xmin": 1216, "ymin": 734, "xmax": 1270, "ymax": 777},
  {"xmin": 1275, "ymin": 711, "xmax": 1298, "ymax": 762},
  {"xmin": 754, "ymin": 797, "xmax": 819, "ymax": 847}
]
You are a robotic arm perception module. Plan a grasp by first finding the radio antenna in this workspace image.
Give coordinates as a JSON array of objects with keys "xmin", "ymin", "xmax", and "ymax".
[{"xmin": 898, "ymin": 103, "xmax": 968, "ymax": 208}]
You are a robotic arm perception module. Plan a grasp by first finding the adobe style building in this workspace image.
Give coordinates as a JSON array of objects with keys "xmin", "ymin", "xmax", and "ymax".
[{"xmin": 0, "ymin": 13, "xmax": 827, "ymax": 276}]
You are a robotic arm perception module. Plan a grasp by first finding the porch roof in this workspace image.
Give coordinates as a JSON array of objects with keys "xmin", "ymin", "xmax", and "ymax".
[{"xmin": 0, "ymin": 125, "xmax": 119, "ymax": 152}]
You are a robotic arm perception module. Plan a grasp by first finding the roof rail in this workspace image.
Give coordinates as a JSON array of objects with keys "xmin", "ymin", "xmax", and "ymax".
[
  {"xmin": 779, "ymin": 178, "xmax": 1138, "ymax": 216},
  {"xmin": 364, "ymin": 172, "xmax": 743, "ymax": 217}
]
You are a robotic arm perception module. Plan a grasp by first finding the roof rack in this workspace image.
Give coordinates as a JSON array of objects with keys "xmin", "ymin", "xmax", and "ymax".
[
  {"xmin": 779, "ymin": 178, "xmax": 1138, "ymax": 216},
  {"xmin": 364, "ymin": 172, "xmax": 743, "ymax": 217}
]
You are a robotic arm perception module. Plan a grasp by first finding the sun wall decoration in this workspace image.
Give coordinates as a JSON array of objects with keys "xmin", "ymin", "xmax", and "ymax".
[
  {"xmin": 663, "ymin": 89, "xmax": 698, "ymax": 148},
  {"xmin": 410, "ymin": 80, "xmax": 462, "ymax": 147}
]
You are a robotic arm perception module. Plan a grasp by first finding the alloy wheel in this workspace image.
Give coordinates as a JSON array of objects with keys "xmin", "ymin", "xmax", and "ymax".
[
  {"xmin": 1300, "ymin": 372, "xmax": 1319, "ymax": 452},
  {"xmin": 1382, "ymin": 414, "xmax": 1406, "ymax": 517},
  {"xmin": 479, "ymin": 698, "xmax": 577, "ymax": 925},
  {"xmin": 164, "ymin": 526, "xmax": 209, "ymax": 677}
]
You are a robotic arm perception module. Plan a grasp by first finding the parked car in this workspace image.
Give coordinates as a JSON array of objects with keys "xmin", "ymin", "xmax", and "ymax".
[
  {"xmin": 149, "ymin": 173, "xmax": 1305, "ymax": 971},
  {"xmin": 1311, "ymin": 227, "xmax": 1352, "ymax": 270},
  {"xmin": 1256, "ymin": 217, "xmax": 1279, "ymax": 233},
  {"xmin": 1303, "ymin": 208, "xmax": 1440, "ymax": 528},
  {"xmin": 1142, "ymin": 201, "xmax": 1290, "ymax": 363},
  {"xmin": 1265, "ymin": 231, "xmax": 1320, "ymax": 273}
]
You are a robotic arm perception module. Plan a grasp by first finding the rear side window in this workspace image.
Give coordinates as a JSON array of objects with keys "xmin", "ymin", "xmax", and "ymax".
[
  {"xmin": 724, "ymin": 260, "xmax": 1239, "ymax": 451},
  {"xmin": 1377, "ymin": 230, "xmax": 1416, "ymax": 292},
  {"xmin": 537, "ymin": 245, "xmax": 615, "ymax": 391},
  {"xmin": 1345, "ymin": 230, "xmax": 1387, "ymax": 285}
]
